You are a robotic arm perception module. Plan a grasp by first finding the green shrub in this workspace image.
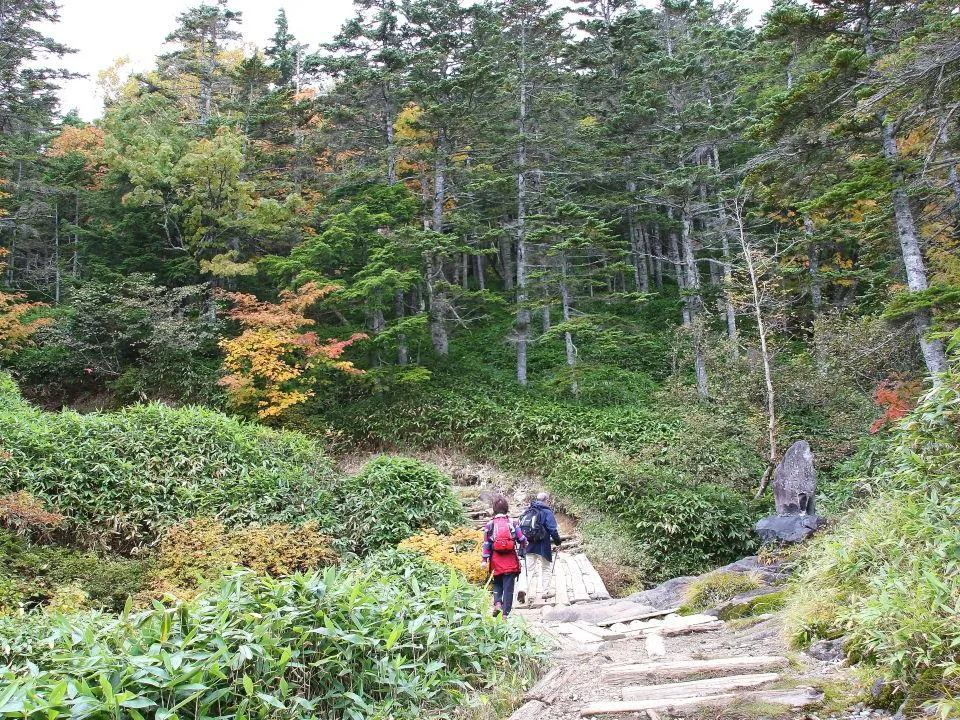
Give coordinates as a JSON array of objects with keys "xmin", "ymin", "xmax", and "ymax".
[
  {"xmin": 0, "ymin": 374, "xmax": 335, "ymax": 550},
  {"xmin": 785, "ymin": 363, "xmax": 960, "ymax": 714},
  {"xmin": 681, "ymin": 571, "xmax": 763, "ymax": 614},
  {"xmin": 0, "ymin": 563, "xmax": 543, "ymax": 719},
  {"xmin": 336, "ymin": 456, "xmax": 466, "ymax": 555},
  {"xmin": 0, "ymin": 530, "xmax": 148, "ymax": 613}
]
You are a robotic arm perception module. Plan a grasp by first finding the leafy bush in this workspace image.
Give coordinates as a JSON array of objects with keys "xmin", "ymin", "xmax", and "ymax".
[
  {"xmin": 549, "ymin": 453, "xmax": 759, "ymax": 580},
  {"xmin": 0, "ymin": 373, "xmax": 335, "ymax": 550},
  {"xmin": 398, "ymin": 527, "xmax": 486, "ymax": 582},
  {"xmin": 153, "ymin": 518, "xmax": 338, "ymax": 594},
  {"xmin": 785, "ymin": 361, "xmax": 960, "ymax": 715},
  {"xmin": 336, "ymin": 456, "xmax": 466, "ymax": 555},
  {"xmin": 6, "ymin": 275, "xmax": 221, "ymax": 406},
  {"xmin": 0, "ymin": 531, "xmax": 148, "ymax": 613},
  {"xmin": 681, "ymin": 571, "xmax": 763, "ymax": 614},
  {"xmin": 0, "ymin": 564, "xmax": 543, "ymax": 719}
]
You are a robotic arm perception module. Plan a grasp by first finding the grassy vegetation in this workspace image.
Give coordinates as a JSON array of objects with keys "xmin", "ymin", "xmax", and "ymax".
[
  {"xmin": 784, "ymin": 361, "xmax": 960, "ymax": 715},
  {"xmin": 0, "ymin": 555, "xmax": 543, "ymax": 720},
  {"xmin": 680, "ymin": 571, "xmax": 764, "ymax": 614},
  {"xmin": 0, "ymin": 373, "xmax": 335, "ymax": 550}
]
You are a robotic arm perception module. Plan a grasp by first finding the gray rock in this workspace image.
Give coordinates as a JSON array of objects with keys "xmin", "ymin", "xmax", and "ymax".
[
  {"xmin": 755, "ymin": 514, "xmax": 821, "ymax": 544},
  {"xmin": 542, "ymin": 599, "xmax": 655, "ymax": 624},
  {"xmin": 773, "ymin": 440, "xmax": 817, "ymax": 516},
  {"xmin": 809, "ymin": 637, "xmax": 846, "ymax": 662},
  {"xmin": 627, "ymin": 575, "xmax": 697, "ymax": 610},
  {"xmin": 717, "ymin": 555, "xmax": 790, "ymax": 584}
]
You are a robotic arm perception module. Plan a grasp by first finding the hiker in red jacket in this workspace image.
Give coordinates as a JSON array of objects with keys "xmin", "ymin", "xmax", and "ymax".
[{"xmin": 481, "ymin": 496, "xmax": 528, "ymax": 618}]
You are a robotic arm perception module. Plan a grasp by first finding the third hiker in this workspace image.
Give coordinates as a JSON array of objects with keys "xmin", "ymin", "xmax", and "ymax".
[{"xmin": 517, "ymin": 492, "xmax": 563, "ymax": 605}]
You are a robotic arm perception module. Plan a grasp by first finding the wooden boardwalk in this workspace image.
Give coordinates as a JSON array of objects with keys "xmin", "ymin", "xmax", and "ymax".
[{"xmin": 519, "ymin": 552, "xmax": 611, "ymax": 605}]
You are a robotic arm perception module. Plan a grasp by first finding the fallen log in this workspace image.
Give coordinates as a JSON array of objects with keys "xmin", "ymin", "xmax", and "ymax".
[
  {"xmin": 602, "ymin": 655, "xmax": 789, "ymax": 683},
  {"xmin": 597, "ymin": 607, "xmax": 681, "ymax": 627},
  {"xmin": 580, "ymin": 687, "xmax": 822, "ymax": 717},
  {"xmin": 621, "ymin": 672, "xmax": 781, "ymax": 701}
]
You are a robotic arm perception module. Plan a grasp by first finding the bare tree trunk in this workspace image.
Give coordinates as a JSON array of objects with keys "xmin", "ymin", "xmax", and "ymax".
[
  {"xmin": 72, "ymin": 191, "xmax": 80, "ymax": 277},
  {"xmin": 804, "ymin": 217, "xmax": 822, "ymax": 313},
  {"xmin": 384, "ymin": 84, "xmax": 397, "ymax": 186},
  {"xmin": 515, "ymin": 21, "xmax": 530, "ymax": 386},
  {"xmin": 395, "ymin": 290, "xmax": 408, "ymax": 366},
  {"xmin": 666, "ymin": 212, "xmax": 688, "ymax": 325},
  {"xmin": 881, "ymin": 124, "xmax": 948, "ymax": 378},
  {"xmin": 733, "ymin": 201, "xmax": 777, "ymax": 498},
  {"xmin": 561, "ymin": 254, "xmax": 578, "ymax": 395},
  {"xmin": 718, "ymin": 209, "xmax": 738, "ymax": 355},
  {"xmin": 861, "ymin": 13, "xmax": 947, "ymax": 380},
  {"xmin": 372, "ymin": 303, "xmax": 385, "ymax": 366},
  {"xmin": 681, "ymin": 207, "xmax": 708, "ymax": 398},
  {"xmin": 53, "ymin": 201, "xmax": 60, "ymax": 304},
  {"xmin": 461, "ymin": 252, "xmax": 469, "ymax": 289},
  {"xmin": 651, "ymin": 224, "xmax": 663, "ymax": 288},
  {"xmin": 428, "ymin": 137, "xmax": 450, "ymax": 356},
  {"xmin": 949, "ymin": 164, "xmax": 960, "ymax": 208},
  {"xmin": 475, "ymin": 253, "xmax": 486, "ymax": 291},
  {"xmin": 499, "ymin": 235, "xmax": 514, "ymax": 291}
]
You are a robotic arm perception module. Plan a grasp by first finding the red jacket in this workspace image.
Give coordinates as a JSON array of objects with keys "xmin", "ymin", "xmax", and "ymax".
[{"xmin": 481, "ymin": 515, "xmax": 528, "ymax": 576}]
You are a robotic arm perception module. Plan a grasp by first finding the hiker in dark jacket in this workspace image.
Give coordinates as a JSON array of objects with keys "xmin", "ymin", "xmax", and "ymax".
[
  {"xmin": 517, "ymin": 492, "xmax": 562, "ymax": 604},
  {"xmin": 481, "ymin": 496, "xmax": 528, "ymax": 618}
]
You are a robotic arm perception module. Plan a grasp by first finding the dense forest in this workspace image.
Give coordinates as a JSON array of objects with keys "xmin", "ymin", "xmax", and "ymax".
[{"xmin": 0, "ymin": 0, "xmax": 959, "ymax": 717}]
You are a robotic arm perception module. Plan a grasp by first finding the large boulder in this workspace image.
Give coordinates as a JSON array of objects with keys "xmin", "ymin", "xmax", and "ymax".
[
  {"xmin": 755, "ymin": 514, "xmax": 820, "ymax": 543},
  {"xmin": 773, "ymin": 440, "xmax": 817, "ymax": 516}
]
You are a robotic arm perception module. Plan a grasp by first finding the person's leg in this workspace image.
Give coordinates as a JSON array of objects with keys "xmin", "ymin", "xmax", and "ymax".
[
  {"xmin": 539, "ymin": 554, "xmax": 554, "ymax": 598},
  {"xmin": 527, "ymin": 553, "xmax": 543, "ymax": 601},
  {"xmin": 517, "ymin": 557, "xmax": 529, "ymax": 604},
  {"xmin": 501, "ymin": 573, "xmax": 516, "ymax": 616},
  {"xmin": 492, "ymin": 574, "xmax": 504, "ymax": 615}
]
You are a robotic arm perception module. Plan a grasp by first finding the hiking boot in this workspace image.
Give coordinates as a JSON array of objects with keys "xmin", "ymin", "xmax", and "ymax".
[{"xmin": 492, "ymin": 602, "xmax": 502, "ymax": 618}]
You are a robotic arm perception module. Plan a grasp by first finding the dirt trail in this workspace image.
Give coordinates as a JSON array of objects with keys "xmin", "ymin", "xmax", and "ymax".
[{"xmin": 507, "ymin": 588, "xmax": 889, "ymax": 720}]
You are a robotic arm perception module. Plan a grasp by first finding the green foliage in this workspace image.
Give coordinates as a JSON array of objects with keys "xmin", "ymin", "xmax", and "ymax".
[
  {"xmin": 785, "ymin": 362, "xmax": 960, "ymax": 714},
  {"xmin": 336, "ymin": 456, "xmax": 466, "ymax": 555},
  {"xmin": 0, "ymin": 564, "xmax": 543, "ymax": 720},
  {"xmin": 0, "ymin": 531, "xmax": 148, "ymax": 613},
  {"xmin": 7, "ymin": 275, "xmax": 221, "ymax": 406},
  {"xmin": 681, "ymin": 571, "xmax": 763, "ymax": 614},
  {"xmin": 0, "ymin": 373, "xmax": 335, "ymax": 550}
]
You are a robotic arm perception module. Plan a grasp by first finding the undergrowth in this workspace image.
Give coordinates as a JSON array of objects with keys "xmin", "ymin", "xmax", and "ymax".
[
  {"xmin": 0, "ymin": 373, "xmax": 335, "ymax": 551},
  {"xmin": 785, "ymin": 356, "xmax": 960, "ymax": 715},
  {"xmin": 0, "ymin": 555, "xmax": 543, "ymax": 719}
]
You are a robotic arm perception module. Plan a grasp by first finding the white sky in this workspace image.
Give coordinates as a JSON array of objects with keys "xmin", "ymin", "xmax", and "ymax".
[{"xmin": 49, "ymin": 0, "xmax": 772, "ymax": 121}]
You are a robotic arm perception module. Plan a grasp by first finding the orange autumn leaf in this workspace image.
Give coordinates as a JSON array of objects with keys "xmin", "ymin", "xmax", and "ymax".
[{"xmin": 217, "ymin": 282, "xmax": 366, "ymax": 419}]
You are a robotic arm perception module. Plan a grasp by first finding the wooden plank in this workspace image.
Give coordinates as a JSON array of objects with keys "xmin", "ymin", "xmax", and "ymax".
[
  {"xmin": 602, "ymin": 656, "xmax": 789, "ymax": 684},
  {"xmin": 580, "ymin": 687, "xmax": 822, "ymax": 717},
  {"xmin": 622, "ymin": 673, "xmax": 781, "ymax": 702},
  {"xmin": 597, "ymin": 607, "xmax": 681, "ymax": 627},
  {"xmin": 622, "ymin": 616, "xmax": 723, "ymax": 639},
  {"xmin": 567, "ymin": 556, "xmax": 592, "ymax": 604},
  {"xmin": 553, "ymin": 554, "xmax": 571, "ymax": 606},
  {"xmin": 573, "ymin": 621, "xmax": 626, "ymax": 641},
  {"xmin": 573, "ymin": 555, "xmax": 598, "ymax": 596},
  {"xmin": 576, "ymin": 553, "xmax": 610, "ymax": 600},
  {"xmin": 572, "ymin": 553, "xmax": 611, "ymax": 600},
  {"xmin": 557, "ymin": 622, "xmax": 606, "ymax": 644}
]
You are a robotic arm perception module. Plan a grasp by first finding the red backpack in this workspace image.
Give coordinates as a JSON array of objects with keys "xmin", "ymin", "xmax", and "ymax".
[{"xmin": 491, "ymin": 516, "xmax": 517, "ymax": 553}]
